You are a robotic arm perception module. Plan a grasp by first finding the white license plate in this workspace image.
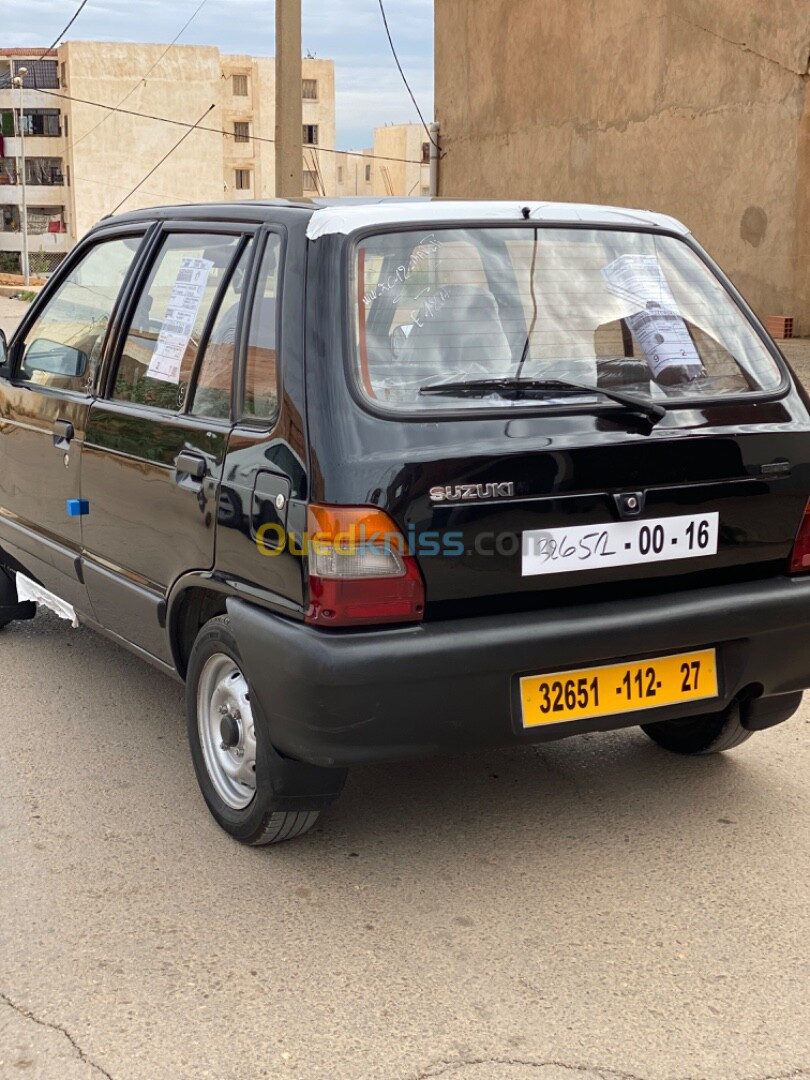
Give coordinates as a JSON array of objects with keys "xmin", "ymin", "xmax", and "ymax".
[{"xmin": 521, "ymin": 512, "xmax": 719, "ymax": 577}]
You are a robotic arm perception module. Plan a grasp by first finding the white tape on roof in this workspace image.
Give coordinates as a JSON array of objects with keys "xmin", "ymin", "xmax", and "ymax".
[{"xmin": 304, "ymin": 201, "xmax": 690, "ymax": 240}]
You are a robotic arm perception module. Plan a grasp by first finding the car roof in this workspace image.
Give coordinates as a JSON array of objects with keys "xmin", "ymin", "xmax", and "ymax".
[{"xmin": 101, "ymin": 197, "xmax": 690, "ymax": 239}]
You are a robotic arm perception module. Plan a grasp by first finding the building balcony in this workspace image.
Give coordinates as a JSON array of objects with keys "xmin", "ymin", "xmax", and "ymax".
[
  {"xmin": 0, "ymin": 185, "xmax": 65, "ymax": 206},
  {"xmin": 0, "ymin": 229, "xmax": 71, "ymax": 253}
]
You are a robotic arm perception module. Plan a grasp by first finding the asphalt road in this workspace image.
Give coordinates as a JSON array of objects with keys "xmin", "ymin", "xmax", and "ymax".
[{"xmin": 2, "ymin": 296, "xmax": 810, "ymax": 1080}]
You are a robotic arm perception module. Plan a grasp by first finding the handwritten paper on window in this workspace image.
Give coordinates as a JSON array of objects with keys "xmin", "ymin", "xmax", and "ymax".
[
  {"xmin": 601, "ymin": 254, "xmax": 702, "ymax": 379},
  {"xmin": 147, "ymin": 257, "xmax": 214, "ymax": 384}
]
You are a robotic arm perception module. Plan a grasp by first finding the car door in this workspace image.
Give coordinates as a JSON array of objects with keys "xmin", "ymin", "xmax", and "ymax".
[
  {"xmin": 81, "ymin": 223, "xmax": 256, "ymax": 663},
  {"xmin": 0, "ymin": 228, "xmax": 147, "ymax": 613}
]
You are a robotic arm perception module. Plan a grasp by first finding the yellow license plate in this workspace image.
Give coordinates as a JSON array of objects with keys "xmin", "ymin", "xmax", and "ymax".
[{"xmin": 520, "ymin": 648, "xmax": 718, "ymax": 728}]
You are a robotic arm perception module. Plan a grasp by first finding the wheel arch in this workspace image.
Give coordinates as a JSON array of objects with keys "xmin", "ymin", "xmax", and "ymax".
[{"xmin": 168, "ymin": 575, "xmax": 231, "ymax": 679}]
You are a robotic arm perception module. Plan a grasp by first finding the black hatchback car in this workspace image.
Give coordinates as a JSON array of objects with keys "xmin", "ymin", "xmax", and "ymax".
[{"xmin": 2, "ymin": 197, "xmax": 810, "ymax": 845}]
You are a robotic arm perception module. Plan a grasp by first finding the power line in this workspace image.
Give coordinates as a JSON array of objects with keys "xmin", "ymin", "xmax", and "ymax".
[
  {"xmin": 32, "ymin": 86, "xmax": 426, "ymax": 166},
  {"xmin": 37, "ymin": 0, "xmax": 90, "ymax": 60},
  {"xmin": 69, "ymin": 0, "xmax": 210, "ymax": 151},
  {"xmin": 110, "ymin": 103, "xmax": 215, "ymax": 214},
  {"xmin": 377, "ymin": 0, "xmax": 439, "ymax": 150}
]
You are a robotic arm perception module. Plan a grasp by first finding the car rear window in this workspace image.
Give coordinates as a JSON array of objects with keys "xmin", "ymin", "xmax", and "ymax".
[{"xmin": 350, "ymin": 227, "xmax": 783, "ymax": 412}]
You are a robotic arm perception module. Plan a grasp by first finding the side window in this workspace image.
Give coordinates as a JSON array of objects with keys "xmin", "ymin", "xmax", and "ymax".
[
  {"xmin": 243, "ymin": 234, "xmax": 281, "ymax": 420},
  {"xmin": 190, "ymin": 246, "xmax": 252, "ymax": 420},
  {"xmin": 19, "ymin": 235, "xmax": 142, "ymax": 392},
  {"xmin": 113, "ymin": 233, "xmax": 242, "ymax": 411}
]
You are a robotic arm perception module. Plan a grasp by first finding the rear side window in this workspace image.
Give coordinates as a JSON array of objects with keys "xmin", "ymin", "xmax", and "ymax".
[
  {"xmin": 18, "ymin": 235, "xmax": 141, "ymax": 392},
  {"xmin": 351, "ymin": 227, "xmax": 783, "ymax": 412},
  {"xmin": 243, "ymin": 234, "xmax": 281, "ymax": 420},
  {"xmin": 113, "ymin": 233, "xmax": 243, "ymax": 412}
]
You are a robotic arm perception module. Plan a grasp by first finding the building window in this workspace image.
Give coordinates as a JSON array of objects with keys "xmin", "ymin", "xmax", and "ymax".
[
  {"xmin": 302, "ymin": 170, "xmax": 318, "ymax": 192},
  {"xmin": 232, "ymin": 74, "xmax": 249, "ymax": 97},
  {"xmin": 337, "ymin": 165, "xmax": 344, "ymax": 184},
  {"xmin": 60, "ymin": 62, "xmax": 67, "ymax": 88},
  {"xmin": 364, "ymin": 164, "xmax": 372, "ymax": 183},
  {"xmin": 235, "ymin": 169, "xmax": 252, "ymax": 191},
  {"xmin": 422, "ymin": 141, "xmax": 430, "ymax": 164},
  {"xmin": 25, "ymin": 158, "xmax": 64, "ymax": 186},
  {"xmin": 0, "ymin": 205, "xmax": 21, "ymax": 232},
  {"xmin": 302, "ymin": 124, "xmax": 319, "ymax": 146},
  {"xmin": 28, "ymin": 207, "xmax": 65, "ymax": 234},
  {"xmin": 15, "ymin": 59, "xmax": 58, "ymax": 89},
  {"xmin": 17, "ymin": 109, "xmax": 61, "ymax": 137},
  {"xmin": 233, "ymin": 121, "xmax": 250, "ymax": 144},
  {"xmin": 302, "ymin": 78, "xmax": 318, "ymax": 100},
  {"xmin": 0, "ymin": 158, "xmax": 19, "ymax": 185},
  {"xmin": 62, "ymin": 115, "xmax": 68, "ymax": 138}
]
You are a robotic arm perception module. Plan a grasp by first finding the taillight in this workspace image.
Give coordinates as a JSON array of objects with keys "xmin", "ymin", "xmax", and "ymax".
[
  {"xmin": 305, "ymin": 504, "xmax": 425, "ymax": 627},
  {"xmin": 789, "ymin": 499, "xmax": 810, "ymax": 572}
]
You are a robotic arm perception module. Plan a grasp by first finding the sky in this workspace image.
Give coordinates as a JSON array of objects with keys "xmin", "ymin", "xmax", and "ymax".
[{"xmin": 3, "ymin": 0, "xmax": 435, "ymax": 149}]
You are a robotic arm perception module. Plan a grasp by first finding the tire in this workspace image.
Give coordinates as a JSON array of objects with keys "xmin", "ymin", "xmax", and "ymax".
[
  {"xmin": 641, "ymin": 703, "xmax": 754, "ymax": 755},
  {"xmin": 0, "ymin": 567, "xmax": 18, "ymax": 631},
  {"xmin": 186, "ymin": 614, "xmax": 320, "ymax": 845}
]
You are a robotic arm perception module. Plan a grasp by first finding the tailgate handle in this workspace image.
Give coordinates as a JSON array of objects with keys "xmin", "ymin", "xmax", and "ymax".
[
  {"xmin": 53, "ymin": 419, "xmax": 74, "ymax": 447},
  {"xmin": 175, "ymin": 451, "xmax": 207, "ymax": 481}
]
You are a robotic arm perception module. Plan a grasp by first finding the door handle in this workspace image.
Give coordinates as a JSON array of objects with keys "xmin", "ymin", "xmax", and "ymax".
[
  {"xmin": 53, "ymin": 419, "xmax": 74, "ymax": 447},
  {"xmin": 175, "ymin": 451, "xmax": 207, "ymax": 481}
]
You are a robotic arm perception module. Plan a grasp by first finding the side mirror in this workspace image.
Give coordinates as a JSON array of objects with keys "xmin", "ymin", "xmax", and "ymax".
[
  {"xmin": 23, "ymin": 338, "xmax": 88, "ymax": 379},
  {"xmin": 0, "ymin": 329, "xmax": 7, "ymax": 372}
]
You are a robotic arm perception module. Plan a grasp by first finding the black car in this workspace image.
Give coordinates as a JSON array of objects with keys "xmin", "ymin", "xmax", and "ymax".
[{"xmin": 2, "ymin": 197, "xmax": 809, "ymax": 845}]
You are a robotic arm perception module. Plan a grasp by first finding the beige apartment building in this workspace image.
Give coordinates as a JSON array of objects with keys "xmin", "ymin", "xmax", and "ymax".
[
  {"xmin": 435, "ymin": 1, "xmax": 810, "ymax": 333},
  {"xmin": 0, "ymin": 43, "xmax": 335, "ymax": 274},
  {"xmin": 335, "ymin": 123, "xmax": 431, "ymax": 198}
]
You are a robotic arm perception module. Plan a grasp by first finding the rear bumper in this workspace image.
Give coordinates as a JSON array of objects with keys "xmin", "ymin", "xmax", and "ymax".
[{"xmin": 227, "ymin": 576, "xmax": 810, "ymax": 767}]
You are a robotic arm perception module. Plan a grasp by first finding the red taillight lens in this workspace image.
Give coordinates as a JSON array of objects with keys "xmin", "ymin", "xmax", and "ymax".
[
  {"xmin": 789, "ymin": 500, "xmax": 810, "ymax": 572},
  {"xmin": 305, "ymin": 505, "xmax": 425, "ymax": 627}
]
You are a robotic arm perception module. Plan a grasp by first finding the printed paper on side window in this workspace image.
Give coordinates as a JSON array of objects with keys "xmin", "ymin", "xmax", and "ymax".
[{"xmin": 147, "ymin": 257, "xmax": 214, "ymax": 384}]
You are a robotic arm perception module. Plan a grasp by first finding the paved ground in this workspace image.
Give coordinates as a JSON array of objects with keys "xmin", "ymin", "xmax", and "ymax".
[
  {"xmin": 2, "ymin": 297, "xmax": 810, "ymax": 1080},
  {"xmin": 2, "ymin": 612, "xmax": 810, "ymax": 1080}
]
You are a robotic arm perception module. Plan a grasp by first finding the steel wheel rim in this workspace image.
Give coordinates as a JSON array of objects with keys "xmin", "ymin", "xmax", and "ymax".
[{"xmin": 197, "ymin": 653, "xmax": 257, "ymax": 810}]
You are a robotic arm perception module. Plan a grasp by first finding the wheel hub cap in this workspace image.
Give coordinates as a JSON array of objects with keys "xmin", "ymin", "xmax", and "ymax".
[{"xmin": 197, "ymin": 653, "xmax": 257, "ymax": 810}]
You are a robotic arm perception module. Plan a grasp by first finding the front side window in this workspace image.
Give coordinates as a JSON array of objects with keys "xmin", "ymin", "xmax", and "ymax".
[
  {"xmin": 351, "ymin": 227, "xmax": 783, "ymax": 412},
  {"xmin": 19, "ymin": 235, "xmax": 142, "ymax": 391},
  {"xmin": 113, "ymin": 233, "xmax": 242, "ymax": 412}
]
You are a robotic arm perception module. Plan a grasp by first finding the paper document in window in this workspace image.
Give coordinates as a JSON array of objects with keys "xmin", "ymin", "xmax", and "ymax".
[
  {"xmin": 147, "ymin": 257, "xmax": 214, "ymax": 384},
  {"xmin": 601, "ymin": 254, "xmax": 702, "ymax": 379}
]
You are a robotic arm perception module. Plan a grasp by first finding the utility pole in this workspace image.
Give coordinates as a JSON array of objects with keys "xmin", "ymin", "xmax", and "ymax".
[
  {"xmin": 275, "ymin": 0, "xmax": 302, "ymax": 198},
  {"xmin": 13, "ymin": 68, "xmax": 29, "ymax": 287}
]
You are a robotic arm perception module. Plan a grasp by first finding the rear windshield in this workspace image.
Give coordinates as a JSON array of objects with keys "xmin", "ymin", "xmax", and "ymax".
[{"xmin": 350, "ymin": 227, "xmax": 782, "ymax": 412}]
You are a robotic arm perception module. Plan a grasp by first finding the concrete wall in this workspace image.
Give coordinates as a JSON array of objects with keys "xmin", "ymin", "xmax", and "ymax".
[
  {"xmin": 435, "ymin": 0, "xmax": 810, "ymax": 332},
  {"xmin": 61, "ymin": 42, "xmax": 225, "ymax": 239}
]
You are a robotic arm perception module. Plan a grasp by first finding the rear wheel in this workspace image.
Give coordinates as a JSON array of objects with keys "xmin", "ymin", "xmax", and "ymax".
[
  {"xmin": 641, "ymin": 703, "xmax": 754, "ymax": 755},
  {"xmin": 186, "ymin": 615, "xmax": 320, "ymax": 845}
]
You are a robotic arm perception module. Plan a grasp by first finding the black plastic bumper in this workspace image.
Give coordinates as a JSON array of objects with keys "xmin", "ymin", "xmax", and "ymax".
[{"xmin": 226, "ymin": 576, "xmax": 810, "ymax": 767}]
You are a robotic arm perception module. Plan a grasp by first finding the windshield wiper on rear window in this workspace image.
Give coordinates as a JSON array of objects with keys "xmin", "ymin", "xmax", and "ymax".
[{"xmin": 418, "ymin": 377, "xmax": 665, "ymax": 423}]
